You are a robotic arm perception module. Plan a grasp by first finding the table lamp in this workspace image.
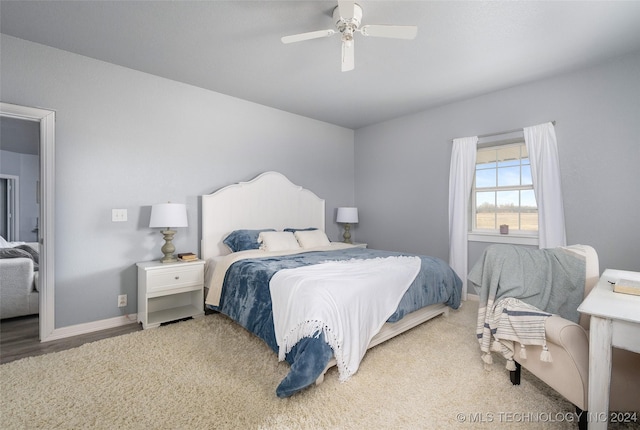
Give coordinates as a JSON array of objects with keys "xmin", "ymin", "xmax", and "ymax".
[
  {"xmin": 149, "ymin": 203, "xmax": 188, "ymax": 263},
  {"xmin": 336, "ymin": 207, "xmax": 358, "ymax": 244}
]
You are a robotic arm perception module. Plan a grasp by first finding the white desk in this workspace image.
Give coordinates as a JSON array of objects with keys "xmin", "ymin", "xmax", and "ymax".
[{"xmin": 577, "ymin": 269, "xmax": 640, "ymax": 430}]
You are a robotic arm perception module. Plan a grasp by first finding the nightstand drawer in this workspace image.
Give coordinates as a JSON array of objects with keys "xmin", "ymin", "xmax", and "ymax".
[{"xmin": 146, "ymin": 265, "xmax": 204, "ymax": 293}]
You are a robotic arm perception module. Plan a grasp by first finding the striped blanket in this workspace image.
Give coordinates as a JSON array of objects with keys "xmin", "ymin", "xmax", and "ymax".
[{"xmin": 477, "ymin": 297, "xmax": 552, "ymax": 370}]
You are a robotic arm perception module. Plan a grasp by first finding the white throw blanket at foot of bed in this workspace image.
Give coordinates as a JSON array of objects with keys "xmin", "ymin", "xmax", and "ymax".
[{"xmin": 270, "ymin": 256, "xmax": 421, "ymax": 382}]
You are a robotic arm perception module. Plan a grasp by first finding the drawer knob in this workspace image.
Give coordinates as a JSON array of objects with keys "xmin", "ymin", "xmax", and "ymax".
[{"xmin": 175, "ymin": 276, "xmax": 180, "ymax": 280}]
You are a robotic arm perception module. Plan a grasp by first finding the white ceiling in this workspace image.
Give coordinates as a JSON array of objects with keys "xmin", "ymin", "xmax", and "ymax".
[{"xmin": 2, "ymin": 1, "xmax": 640, "ymax": 130}]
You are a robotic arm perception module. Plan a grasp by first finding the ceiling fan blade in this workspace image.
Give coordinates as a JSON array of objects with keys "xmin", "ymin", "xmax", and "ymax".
[
  {"xmin": 341, "ymin": 39, "xmax": 354, "ymax": 72},
  {"xmin": 360, "ymin": 25, "xmax": 418, "ymax": 40},
  {"xmin": 337, "ymin": 0, "xmax": 355, "ymax": 20},
  {"xmin": 281, "ymin": 29, "xmax": 335, "ymax": 44}
]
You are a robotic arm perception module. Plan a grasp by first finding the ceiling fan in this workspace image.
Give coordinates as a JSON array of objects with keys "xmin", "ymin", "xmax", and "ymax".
[{"xmin": 281, "ymin": 1, "xmax": 418, "ymax": 72}]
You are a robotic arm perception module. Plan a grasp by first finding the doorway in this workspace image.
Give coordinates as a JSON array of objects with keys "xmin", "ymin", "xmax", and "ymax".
[{"xmin": 0, "ymin": 102, "xmax": 55, "ymax": 341}]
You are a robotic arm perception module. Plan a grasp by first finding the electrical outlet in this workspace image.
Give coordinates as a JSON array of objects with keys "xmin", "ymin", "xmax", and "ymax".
[
  {"xmin": 112, "ymin": 209, "xmax": 127, "ymax": 222},
  {"xmin": 117, "ymin": 294, "xmax": 127, "ymax": 308}
]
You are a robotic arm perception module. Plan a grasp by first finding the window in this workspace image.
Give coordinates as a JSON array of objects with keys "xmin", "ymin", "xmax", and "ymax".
[{"xmin": 471, "ymin": 142, "xmax": 538, "ymax": 235}]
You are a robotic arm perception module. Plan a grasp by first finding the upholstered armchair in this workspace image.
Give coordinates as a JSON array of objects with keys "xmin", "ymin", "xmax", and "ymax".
[{"xmin": 508, "ymin": 245, "xmax": 640, "ymax": 429}]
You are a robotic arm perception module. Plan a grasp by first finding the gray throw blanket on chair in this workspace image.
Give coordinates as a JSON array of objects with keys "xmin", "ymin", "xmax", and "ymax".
[{"xmin": 468, "ymin": 244, "xmax": 585, "ymax": 370}]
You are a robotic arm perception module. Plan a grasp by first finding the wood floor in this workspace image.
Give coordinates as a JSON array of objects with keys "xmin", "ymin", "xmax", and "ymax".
[{"xmin": 0, "ymin": 315, "xmax": 142, "ymax": 364}]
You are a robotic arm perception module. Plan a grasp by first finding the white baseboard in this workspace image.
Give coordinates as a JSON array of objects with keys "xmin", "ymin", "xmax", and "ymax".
[
  {"xmin": 466, "ymin": 293, "xmax": 479, "ymax": 301},
  {"xmin": 43, "ymin": 313, "xmax": 138, "ymax": 342}
]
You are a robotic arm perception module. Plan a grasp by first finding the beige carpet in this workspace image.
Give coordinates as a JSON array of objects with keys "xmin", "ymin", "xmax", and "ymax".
[{"xmin": 0, "ymin": 302, "xmax": 624, "ymax": 429}]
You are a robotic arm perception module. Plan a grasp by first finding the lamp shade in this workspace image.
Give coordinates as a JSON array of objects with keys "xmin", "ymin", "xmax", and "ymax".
[
  {"xmin": 336, "ymin": 207, "xmax": 358, "ymax": 224},
  {"xmin": 149, "ymin": 203, "xmax": 188, "ymax": 229}
]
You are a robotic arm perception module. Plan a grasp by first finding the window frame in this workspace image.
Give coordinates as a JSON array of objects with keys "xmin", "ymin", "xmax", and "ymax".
[{"xmin": 468, "ymin": 140, "xmax": 539, "ymax": 246}]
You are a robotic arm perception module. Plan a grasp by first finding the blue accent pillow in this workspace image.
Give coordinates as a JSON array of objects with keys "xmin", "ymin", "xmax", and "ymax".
[
  {"xmin": 223, "ymin": 229, "xmax": 275, "ymax": 252},
  {"xmin": 283, "ymin": 227, "xmax": 318, "ymax": 233}
]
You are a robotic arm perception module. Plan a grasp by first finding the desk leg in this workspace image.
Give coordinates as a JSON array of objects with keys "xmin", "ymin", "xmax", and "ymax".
[{"xmin": 588, "ymin": 316, "xmax": 612, "ymax": 430}]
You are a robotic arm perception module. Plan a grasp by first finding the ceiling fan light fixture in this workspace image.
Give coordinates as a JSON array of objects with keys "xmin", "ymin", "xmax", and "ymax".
[{"xmin": 342, "ymin": 27, "xmax": 355, "ymax": 44}]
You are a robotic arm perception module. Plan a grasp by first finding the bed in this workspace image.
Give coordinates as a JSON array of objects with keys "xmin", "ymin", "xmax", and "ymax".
[{"xmin": 202, "ymin": 172, "xmax": 462, "ymax": 397}]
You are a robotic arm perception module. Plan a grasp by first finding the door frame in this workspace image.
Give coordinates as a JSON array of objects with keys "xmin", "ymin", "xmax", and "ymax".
[{"xmin": 1, "ymin": 102, "xmax": 55, "ymax": 341}]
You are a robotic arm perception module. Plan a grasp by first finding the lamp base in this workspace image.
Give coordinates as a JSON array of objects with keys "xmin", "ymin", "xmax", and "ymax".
[
  {"xmin": 159, "ymin": 229, "xmax": 178, "ymax": 263},
  {"xmin": 342, "ymin": 223, "xmax": 352, "ymax": 244}
]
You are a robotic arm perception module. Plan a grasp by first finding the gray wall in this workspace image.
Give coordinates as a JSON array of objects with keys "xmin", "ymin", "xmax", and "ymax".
[
  {"xmin": 355, "ymin": 51, "xmax": 640, "ymax": 293},
  {"xmin": 1, "ymin": 35, "xmax": 355, "ymax": 327}
]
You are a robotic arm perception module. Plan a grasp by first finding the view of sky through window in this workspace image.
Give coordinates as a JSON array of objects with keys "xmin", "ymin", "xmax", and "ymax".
[{"xmin": 474, "ymin": 143, "xmax": 538, "ymax": 231}]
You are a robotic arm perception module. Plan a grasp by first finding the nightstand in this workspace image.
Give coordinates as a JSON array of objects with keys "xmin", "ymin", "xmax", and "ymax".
[
  {"xmin": 136, "ymin": 259, "xmax": 205, "ymax": 329},
  {"xmin": 352, "ymin": 242, "xmax": 367, "ymax": 248}
]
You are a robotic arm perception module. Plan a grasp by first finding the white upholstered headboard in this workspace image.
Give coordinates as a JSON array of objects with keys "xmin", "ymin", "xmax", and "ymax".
[{"xmin": 201, "ymin": 172, "xmax": 325, "ymax": 259}]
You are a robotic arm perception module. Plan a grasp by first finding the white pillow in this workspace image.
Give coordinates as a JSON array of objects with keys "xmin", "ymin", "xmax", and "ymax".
[
  {"xmin": 258, "ymin": 231, "xmax": 301, "ymax": 252},
  {"xmin": 294, "ymin": 230, "xmax": 331, "ymax": 248}
]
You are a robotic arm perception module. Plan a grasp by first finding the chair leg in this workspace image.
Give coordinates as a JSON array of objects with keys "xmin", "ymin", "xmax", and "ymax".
[
  {"xmin": 575, "ymin": 407, "xmax": 587, "ymax": 430},
  {"xmin": 507, "ymin": 362, "xmax": 586, "ymax": 429},
  {"xmin": 510, "ymin": 360, "xmax": 521, "ymax": 385}
]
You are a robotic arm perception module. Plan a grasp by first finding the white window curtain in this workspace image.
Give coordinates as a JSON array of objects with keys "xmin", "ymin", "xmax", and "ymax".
[
  {"xmin": 448, "ymin": 136, "xmax": 478, "ymax": 300},
  {"xmin": 523, "ymin": 122, "xmax": 567, "ymax": 249}
]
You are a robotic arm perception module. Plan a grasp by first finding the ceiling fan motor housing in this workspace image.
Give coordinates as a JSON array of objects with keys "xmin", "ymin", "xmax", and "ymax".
[{"xmin": 333, "ymin": 3, "xmax": 363, "ymax": 41}]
